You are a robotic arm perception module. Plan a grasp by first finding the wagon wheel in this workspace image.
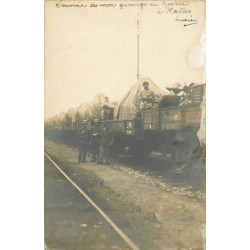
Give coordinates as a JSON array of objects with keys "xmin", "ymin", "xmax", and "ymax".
[{"xmin": 173, "ymin": 161, "xmax": 189, "ymax": 173}]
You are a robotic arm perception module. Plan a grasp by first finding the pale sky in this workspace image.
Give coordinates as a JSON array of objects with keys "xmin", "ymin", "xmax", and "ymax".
[{"xmin": 45, "ymin": 0, "xmax": 205, "ymax": 119}]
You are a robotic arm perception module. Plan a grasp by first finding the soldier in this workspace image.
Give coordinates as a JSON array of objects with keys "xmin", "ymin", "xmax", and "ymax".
[
  {"xmin": 139, "ymin": 81, "xmax": 156, "ymax": 111},
  {"xmin": 102, "ymin": 96, "xmax": 112, "ymax": 120},
  {"xmin": 87, "ymin": 116, "xmax": 94, "ymax": 127},
  {"xmin": 90, "ymin": 119, "xmax": 102, "ymax": 162},
  {"xmin": 77, "ymin": 121, "xmax": 90, "ymax": 164},
  {"xmin": 97, "ymin": 122, "xmax": 114, "ymax": 165}
]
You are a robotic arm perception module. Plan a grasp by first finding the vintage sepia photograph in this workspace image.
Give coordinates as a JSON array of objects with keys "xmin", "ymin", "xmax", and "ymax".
[{"xmin": 44, "ymin": 0, "xmax": 206, "ymax": 249}]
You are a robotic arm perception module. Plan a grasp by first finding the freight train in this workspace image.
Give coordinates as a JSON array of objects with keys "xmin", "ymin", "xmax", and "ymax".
[{"xmin": 45, "ymin": 83, "xmax": 205, "ymax": 172}]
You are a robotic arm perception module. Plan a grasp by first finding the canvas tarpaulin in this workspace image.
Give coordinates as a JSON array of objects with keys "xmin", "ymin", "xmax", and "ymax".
[
  {"xmin": 67, "ymin": 107, "xmax": 78, "ymax": 119},
  {"xmin": 114, "ymin": 77, "xmax": 168, "ymax": 120},
  {"xmin": 45, "ymin": 112, "xmax": 65, "ymax": 127},
  {"xmin": 45, "ymin": 94, "xmax": 117, "ymax": 124},
  {"xmin": 77, "ymin": 102, "xmax": 89, "ymax": 120},
  {"xmin": 54, "ymin": 112, "xmax": 66, "ymax": 122},
  {"xmin": 85, "ymin": 93, "xmax": 106, "ymax": 120}
]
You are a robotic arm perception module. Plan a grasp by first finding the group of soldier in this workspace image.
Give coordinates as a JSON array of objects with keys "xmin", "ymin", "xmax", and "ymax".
[
  {"xmin": 78, "ymin": 118, "xmax": 114, "ymax": 165},
  {"xmin": 77, "ymin": 81, "xmax": 156, "ymax": 165}
]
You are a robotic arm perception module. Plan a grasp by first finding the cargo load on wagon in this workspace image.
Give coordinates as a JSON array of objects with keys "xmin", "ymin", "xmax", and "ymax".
[
  {"xmin": 85, "ymin": 93, "xmax": 116, "ymax": 120},
  {"xmin": 114, "ymin": 77, "xmax": 167, "ymax": 120},
  {"xmin": 77, "ymin": 102, "xmax": 89, "ymax": 120}
]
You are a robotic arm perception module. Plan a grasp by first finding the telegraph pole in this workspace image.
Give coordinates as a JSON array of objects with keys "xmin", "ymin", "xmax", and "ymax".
[{"xmin": 136, "ymin": 13, "xmax": 140, "ymax": 80}]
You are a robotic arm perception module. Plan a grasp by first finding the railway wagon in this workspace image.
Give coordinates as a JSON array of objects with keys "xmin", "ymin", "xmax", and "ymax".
[
  {"xmin": 108, "ymin": 84, "xmax": 205, "ymax": 160},
  {"xmin": 106, "ymin": 103, "xmax": 203, "ymax": 161},
  {"xmin": 45, "ymin": 84, "xmax": 205, "ymax": 169}
]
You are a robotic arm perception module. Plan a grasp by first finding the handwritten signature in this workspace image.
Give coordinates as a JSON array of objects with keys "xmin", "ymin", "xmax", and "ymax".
[{"xmin": 175, "ymin": 15, "xmax": 198, "ymax": 27}]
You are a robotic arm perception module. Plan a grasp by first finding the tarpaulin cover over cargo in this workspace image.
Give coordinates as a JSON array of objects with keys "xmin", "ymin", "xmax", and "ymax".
[
  {"xmin": 67, "ymin": 107, "xmax": 78, "ymax": 119},
  {"xmin": 85, "ymin": 93, "xmax": 116, "ymax": 120},
  {"xmin": 45, "ymin": 112, "xmax": 65, "ymax": 126},
  {"xmin": 114, "ymin": 77, "xmax": 168, "ymax": 120},
  {"xmin": 44, "ymin": 93, "xmax": 117, "ymax": 126},
  {"xmin": 82, "ymin": 93, "xmax": 106, "ymax": 119},
  {"xmin": 77, "ymin": 102, "xmax": 89, "ymax": 120},
  {"xmin": 55, "ymin": 112, "xmax": 66, "ymax": 122}
]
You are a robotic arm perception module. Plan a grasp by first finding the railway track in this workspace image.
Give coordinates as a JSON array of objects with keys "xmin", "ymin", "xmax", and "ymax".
[
  {"xmin": 44, "ymin": 140, "xmax": 205, "ymax": 249},
  {"xmin": 45, "ymin": 152, "xmax": 140, "ymax": 250}
]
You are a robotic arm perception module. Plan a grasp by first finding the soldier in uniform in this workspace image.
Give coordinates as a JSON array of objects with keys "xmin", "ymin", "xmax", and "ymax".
[
  {"xmin": 90, "ymin": 119, "xmax": 102, "ymax": 162},
  {"xmin": 77, "ymin": 121, "xmax": 90, "ymax": 164},
  {"xmin": 102, "ymin": 96, "xmax": 112, "ymax": 120},
  {"xmin": 97, "ymin": 122, "xmax": 114, "ymax": 165},
  {"xmin": 139, "ymin": 81, "xmax": 156, "ymax": 111},
  {"xmin": 87, "ymin": 116, "xmax": 94, "ymax": 127}
]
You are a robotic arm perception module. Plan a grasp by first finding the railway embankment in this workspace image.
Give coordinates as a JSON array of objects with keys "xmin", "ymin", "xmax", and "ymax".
[{"xmin": 45, "ymin": 139, "xmax": 205, "ymax": 250}]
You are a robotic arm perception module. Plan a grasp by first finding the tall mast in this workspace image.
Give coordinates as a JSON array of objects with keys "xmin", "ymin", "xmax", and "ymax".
[{"xmin": 136, "ymin": 13, "xmax": 140, "ymax": 80}]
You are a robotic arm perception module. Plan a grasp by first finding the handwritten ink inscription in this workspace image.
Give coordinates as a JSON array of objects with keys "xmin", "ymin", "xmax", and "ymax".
[
  {"xmin": 175, "ymin": 15, "xmax": 198, "ymax": 27},
  {"xmin": 55, "ymin": 0, "xmax": 199, "ymax": 27}
]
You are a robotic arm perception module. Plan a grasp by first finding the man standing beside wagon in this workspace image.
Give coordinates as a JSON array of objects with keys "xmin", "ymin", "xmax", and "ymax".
[
  {"xmin": 97, "ymin": 122, "xmax": 114, "ymax": 165},
  {"xmin": 77, "ymin": 121, "xmax": 90, "ymax": 164},
  {"xmin": 90, "ymin": 119, "xmax": 102, "ymax": 162}
]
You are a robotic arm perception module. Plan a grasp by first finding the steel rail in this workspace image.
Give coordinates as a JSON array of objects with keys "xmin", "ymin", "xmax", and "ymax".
[{"xmin": 44, "ymin": 152, "xmax": 140, "ymax": 250}]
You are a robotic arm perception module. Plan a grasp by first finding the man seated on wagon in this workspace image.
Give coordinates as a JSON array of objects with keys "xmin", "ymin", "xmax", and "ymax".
[
  {"xmin": 102, "ymin": 96, "xmax": 113, "ymax": 120},
  {"xmin": 139, "ymin": 81, "xmax": 156, "ymax": 111}
]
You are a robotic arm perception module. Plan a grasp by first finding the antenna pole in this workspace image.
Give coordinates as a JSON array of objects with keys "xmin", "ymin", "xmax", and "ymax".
[{"xmin": 136, "ymin": 14, "xmax": 140, "ymax": 80}]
